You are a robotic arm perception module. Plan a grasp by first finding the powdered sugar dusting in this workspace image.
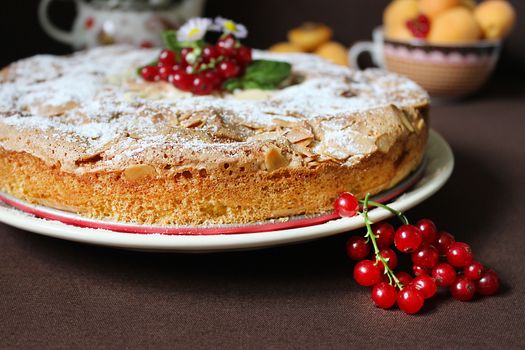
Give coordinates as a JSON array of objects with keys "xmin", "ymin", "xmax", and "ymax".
[{"xmin": 0, "ymin": 45, "xmax": 429, "ymax": 172}]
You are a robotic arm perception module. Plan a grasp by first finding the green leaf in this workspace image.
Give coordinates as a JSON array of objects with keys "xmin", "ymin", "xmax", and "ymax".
[
  {"xmin": 222, "ymin": 60, "xmax": 292, "ymax": 91},
  {"xmin": 162, "ymin": 30, "xmax": 179, "ymax": 52},
  {"xmin": 244, "ymin": 60, "xmax": 291, "ymax": 85},
  {"xmin": 241, "ymin": 80, "xmax": 276, "ymax": 90},
  {"xmin": 222, "ymin": 78, "xmax": 243, "ymax": 91}
]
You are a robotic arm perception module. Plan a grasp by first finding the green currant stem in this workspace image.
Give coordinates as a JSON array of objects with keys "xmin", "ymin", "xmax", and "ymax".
[
  {"xmin": 359, "ymin": 199, "xmax": 409, "ymax": 225},
  {"xmin": 360, "ymin": 193, "xmax": 403, "ymax": 290}
]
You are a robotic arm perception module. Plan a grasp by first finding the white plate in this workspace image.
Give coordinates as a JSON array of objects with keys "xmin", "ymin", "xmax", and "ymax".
[{"xmin": 0, "ymin": 130, "xmax": 453, "ymax": 252}]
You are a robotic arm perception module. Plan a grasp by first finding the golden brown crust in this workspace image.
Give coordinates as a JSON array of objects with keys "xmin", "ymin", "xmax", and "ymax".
[{"xmin": 0, "ymin": 119, "xmax": 427, "ymax": 225}]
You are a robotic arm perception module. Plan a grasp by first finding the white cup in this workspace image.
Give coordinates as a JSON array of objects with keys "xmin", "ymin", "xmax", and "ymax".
[{"xmin": 349, "ymin": 27, "xmax": 386, "ymax": 69}]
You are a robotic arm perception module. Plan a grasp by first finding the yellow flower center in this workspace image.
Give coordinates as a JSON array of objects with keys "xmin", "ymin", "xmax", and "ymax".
[
  {"xmin": 224, "ymin": 20, "xmax": 237, "ymax": 32},
  {"xmin": 188, "ymin": 27, "xmax": 200, "ymax": 38}
]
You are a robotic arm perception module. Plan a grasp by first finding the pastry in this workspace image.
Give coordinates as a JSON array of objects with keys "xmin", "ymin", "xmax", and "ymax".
[
  {"xmin": 287, "ymin": 23, "xmax": 333, "ymax": 51},
  {"xmin": 0, "ymin": 46, "xmax": 429, "ymax": 225},
  {"xmin": 315, "ymin": 41, "xmax": 349, "ymax": 66},
  {"xmin": 269, "ymin": 42, "xmax": 304, "ymax": 53}
]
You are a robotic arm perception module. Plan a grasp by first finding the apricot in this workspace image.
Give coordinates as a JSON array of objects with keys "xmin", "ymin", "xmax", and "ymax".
[
  {"xmin": 419, "ymin": 0, "xmax": 462, "ymax": 19},
  {"xmin": 474, "ymin": 0, "xmax": 516, "ymax": 40},
  {"xmin": 428, "ymin": 7, "xmax": 481, "ymax": 44},
  {"xmin": 315, "ymin": 41, "xmax": 349, "ymax": 66},
  {"xmin": 383, "ymin": 0, "xmax": 419, "ymax": 31},
  {"xmin": 269, "ymin": 42, "xmax": 304, "ymax": 53},
  {"xmin": 385, "ymin": 23, "xmax": 415, "ymax": 42},
  {"xmin": 461, "ymin": 0, "xmax": 476, "ymax": 11},
  {"xmin": 288, "ymin": 23, "xmax": 332, "ymax": 51}
]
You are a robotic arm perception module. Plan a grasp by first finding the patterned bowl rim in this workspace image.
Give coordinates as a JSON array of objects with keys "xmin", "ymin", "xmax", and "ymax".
[{"xmin": 378, "ymin": 26, "xmax": 502, "ymax": 51}]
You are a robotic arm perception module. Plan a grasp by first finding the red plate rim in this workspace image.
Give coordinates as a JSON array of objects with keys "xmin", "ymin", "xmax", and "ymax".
[{"xmin": 0, "ymin": 158, "xmax": 427, "ymax": 235}]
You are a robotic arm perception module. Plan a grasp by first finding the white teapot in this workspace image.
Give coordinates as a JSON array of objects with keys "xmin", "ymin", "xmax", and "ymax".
[{"xmin": 38, "ymin": 0, "xmax": 205, "ymax": 49}]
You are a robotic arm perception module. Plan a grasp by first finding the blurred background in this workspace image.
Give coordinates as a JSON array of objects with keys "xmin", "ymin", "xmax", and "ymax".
[{"xmin": 1, "ymin": 0, "xmax": 523, "ymax": 93}]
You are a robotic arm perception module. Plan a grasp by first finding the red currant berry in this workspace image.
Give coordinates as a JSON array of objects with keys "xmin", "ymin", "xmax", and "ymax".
[
  {"xmin": 191, "ymin": 74, "xmax": 215, "ymax": 95},
  {"xmin": 200, "ymin": 67, "xmax": 220, "ymax": 84},
  {"xmin": 446, "ymin": 242, "xmax": 474, "ymax": 268},
  {"xmin": 372, "ymin": 222, "xmax": 395, "ymax": 249},
  {"xmin": 202, "ymin": 45, "xmax": 220, "ymax": 63},
  {"xmin": 184, "ymin": 64, "xmax": 196, "ymax": 74},
  {"xmin": 158, "ymin": 49, "xmax": 176, "ymax": 67},
  {"xmin": 396, "ymin": 271, "xmax": 413, "ymax": 286},
  {"xmin": 216, "ymin": 34, "xmax": 237, "ymax": 56},
  {"xmin": 140, "ymin": 65, "xmax": 159, "ymax": 82},
  {"xmin": 394, "ymin": 224, "xmax": 423, "ymax": 253},
  {"xmin": 476, "ymin": 270, "xmax": 500, "ymax": 296},
  {"xmin": 412, "ymin": 275, "xmax": 437, "ymax": 299},
  {"xmin": 464, "ymin": 261, "xmax": 484, "ymax": 281},
  {"xmin": 140, "ymin": 41, "xmax": 153, "ymax": 48},
  {"xmin": 413, "ymin": 265, "xmax": 430, "ymax": 277},
  {"xmin": 181, "ymin": 47, "xmax": 194, "ymax": 65},
  {"xmin": 158, "ymin": 65, "xmax": 174, "ymax": 81},
  {"xmin": 353, "ymin": 260, "xmax": 382, "ymax": 287},
  {"xmin": 432, "ymin": 263, "xmax": 456, "ymax": 287},
  {"xmin": 411, "ymin": 245, "xmax": 439, "ymax": 269},
  {"xmin": 371, "ymin": 282, "xmax": 397, "ymax": 309},
  {"xmin": 435, "ymin": 231, "xmax": 455, "ymax": 254},
  {"xmin": 218, "ymin": 60, "xmax": 241, "ymax": 79},
  {"xmin": 450, "ymin": 276, "xmax": 476, "ymax": 301},
  {"xmin": 346, "ymin": 236, "xmax": 370, "ymax": 261},
  {"xmin": 397, "ymin": 286, "xmax": 425, "ymax": 314},
  {"xmin": 416, "ymin": 219, "xmax": 437, "ymax": 244},
  {"xmin": 171, "ymin": 71, "xmax": 193, "ymax": 91},
  {"xmin": 235, "ymin": 46, "xmax": 253, "ymax": 66},
  {"xmin": 406, "ymin": 14, "xmax": 431, "ymax": 39},
  {"xmin": 85, "ymin": 16, "xmax": 94, "ymax": 29},
  {"xmin": 334, "ymin": 192, "xmax": 359, "ymax": 218},
  {"xmin": 378, "ymin": 248, "xmax": 398, "ymax": 271}
]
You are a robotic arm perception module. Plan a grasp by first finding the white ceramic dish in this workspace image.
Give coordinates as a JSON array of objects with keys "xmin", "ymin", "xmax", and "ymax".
[{"xmin": 0, "ymin": 129, "xmax": 453, "ymax": 253}]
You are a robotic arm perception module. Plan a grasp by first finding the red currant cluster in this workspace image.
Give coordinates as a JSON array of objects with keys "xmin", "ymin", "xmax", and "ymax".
[
  {"xmin": 335, "ymin": 192, "xmax": 500, "ymax": 314},
  {"xmin": 139, "ymin": 34, "xmax": 252, "ymax": 95}
]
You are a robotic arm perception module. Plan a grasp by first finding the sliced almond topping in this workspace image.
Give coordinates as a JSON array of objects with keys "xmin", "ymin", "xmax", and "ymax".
[
  {"xmin": 375, "ymin": 134, "xmax": 395, "ymax": 153},
  {"xmin": 294, "ymin": 139, "xmax": 316, "ymax": 157},
  {"xmin": 181, "ymin": 116, "xmax": 204, "ymax": 128},
  {"xmin": 395, "ymin": 109, "xmax": 415, "ymax": 133},
  {"xmin": 75, "ymin": 152, "xmax": 103, "ymax": 166},
  {"xmin": 273, "ymin": 118, "xmax": 298, "ymax": 128},
  {"xmin": 416, "ymin": 118, "xmax": 425, "ymax": 131},
  {"xmin": 285, "ymin": 128, "xmax": 314, "ymax": 144},
  {"xmin": 151, "ymin": 113, "xmax": 165, "ymax": 123},
  {"xmin": 37, "ymin": 101, "xmax": 79, "ymax": 116},
  {"xmin": 264, "ymin": 147, "xmax": 289, "ymax": 171},
  {"xmin": 123, "ymin": 164, "xmax": 157, "ymax": 181},
  {"xmin": 127, "ymin": 131, "xmax": 141, "ymax": 139}
]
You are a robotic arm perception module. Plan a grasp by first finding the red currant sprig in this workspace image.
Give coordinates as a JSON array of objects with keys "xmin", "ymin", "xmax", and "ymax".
[
  {"xmin": 335, "ymin": 192, "xmax": 501, "ymax": 314},
  {"xmin": 360, "ymin": 193, "xmax": 404, "ymax": 290},
  {"xmin": 139, "ymin": 34, "xmax": 252, "ymax": 95}
]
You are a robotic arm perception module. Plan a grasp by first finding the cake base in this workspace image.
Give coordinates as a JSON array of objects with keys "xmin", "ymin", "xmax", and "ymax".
[{"xmin": 0, "ymin": 126, "xmax": 427, "ymax": 225}]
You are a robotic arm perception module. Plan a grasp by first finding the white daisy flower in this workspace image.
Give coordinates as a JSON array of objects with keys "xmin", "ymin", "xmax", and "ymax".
[
  {"xmin": 177, "ymin": 17, "xmax": 212, "ymax": 42},
  {"xmin": 211, "ymin": 17, "xmax": 248, "ymax": 39}
]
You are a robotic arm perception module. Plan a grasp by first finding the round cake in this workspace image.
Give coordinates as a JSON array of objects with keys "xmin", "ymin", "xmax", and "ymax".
[{"xmin": 0, "ymin": 46, "xmax": 429, "ymax": 225}]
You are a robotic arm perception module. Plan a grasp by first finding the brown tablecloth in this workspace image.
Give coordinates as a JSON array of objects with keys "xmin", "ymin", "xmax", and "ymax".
[{"xmin": 1, "ymin": 84, "xmax": 525, "ymax": 349}]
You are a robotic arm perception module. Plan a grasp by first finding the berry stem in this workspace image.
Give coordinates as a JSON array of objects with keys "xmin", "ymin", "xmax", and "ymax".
[
  {"xmin": 360, "ymin": 193, "xmax": 403, "ymax": 290},
  {"xmin": 361, "ymin": 199, "xmax": 409, "ymax": 225}
]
